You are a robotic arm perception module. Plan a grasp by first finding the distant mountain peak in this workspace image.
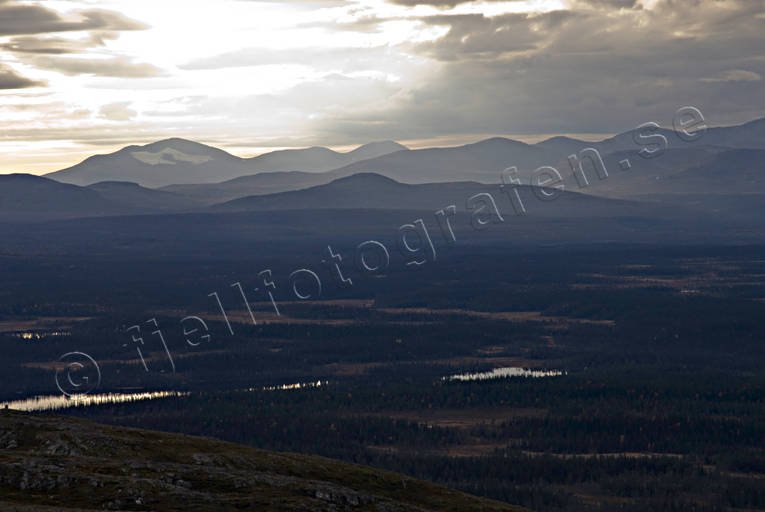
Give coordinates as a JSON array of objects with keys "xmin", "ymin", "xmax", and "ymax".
[
  {"xmin": 352, "ymin": 140, "xmax": 407, "ymax": 151},
  {"xmin": 468, "ymin": 137, "xmax": 531, "ymax": 149},
  {"xmin": 331, "ymin": 172, "xmax": 402, "ymax": 186},
  {"xmin": 360, "ymin": 140, "xmax": 403, "ymax": 147},
  {"xmin": 537, "ymin": 135, "xmax": 581, "ymax": 144},
  {"xmin": 131, "ymin": 146, "xmax": 215, "ymax": 166},
  {"xmin": 0, "ymin": 172, "xmax": 49, "ymax": 182},
  {"xmin": 346, "ymin": 141, "xmax": 408, "ymax": 161},
  {"xmin": 136, "ymin": 137, "xmax": 237, "ymax": 159},
  {"xmin": 157, "ymin": 136, "xmax": 195, "ymax": 144},
  {"xmin": 144, "ymin": 137, "xmax": 213, "ymax": 150}
]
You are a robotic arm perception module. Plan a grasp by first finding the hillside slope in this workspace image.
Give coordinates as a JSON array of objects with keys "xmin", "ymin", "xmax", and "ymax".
[
  {"xmin": 213, "ymin": 172, "xmax": 687, "ymax": 220},
  {"xmin": 0, "ymin": 174, "xmax": 117, "ymax": 221},
  {"xmin": 87, "ymin": 181, "xmax": 202, "ymax": 211},
  {"xmin": 161, "ymin": 170, "xmax": 331, "ymax": 205},
  {"xmin": 0, "ymin": 411, "xmax": 527, "ymax": 512},
  {"xmin": 0, "ymin": 174, "xmax": 201, "ymax": 221}
]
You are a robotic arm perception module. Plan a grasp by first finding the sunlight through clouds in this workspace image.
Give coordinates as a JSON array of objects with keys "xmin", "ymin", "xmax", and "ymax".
[{"xmin": 0, "ymin": 0, "xmax": 762, "ymax": 174}]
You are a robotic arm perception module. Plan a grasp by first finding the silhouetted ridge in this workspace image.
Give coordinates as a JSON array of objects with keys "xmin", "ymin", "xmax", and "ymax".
[
  {"xmin": 141, "ymin": 137, "xmax": 227, "ymax": 154},
  {"xmin": 328, "ymin": 172, "xmax": 402, "ymax": 187}
]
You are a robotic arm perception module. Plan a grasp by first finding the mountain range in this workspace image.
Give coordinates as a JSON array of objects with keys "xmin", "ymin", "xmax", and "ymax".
[
  {"xmin": 38, "ymin": 116, "xmax": 765, "ymax": 199},
  {"xmin": 0, "ymin": 115, "xmax": 759, "ymax": 239},
  {"xmin": 46, "ymin": 139, "xmax": 407, "ymax": 188}
]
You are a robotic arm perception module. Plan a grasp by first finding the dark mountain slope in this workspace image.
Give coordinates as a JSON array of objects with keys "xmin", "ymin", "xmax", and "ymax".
[
  {"xmin": 87, "ymin": 181, "xmax": 200, "ymax": 211},
  {"xmin": 0, "ymin": 174, "xmax": 203, "ymax": 221},
  {"xmin": 160, "ymin": 144, "xmax": 409, "ymax": 204},
  {"xmin": 0, "ymin": 410, "xmax": 526, "ymax": 511},
  {"xmin": 572, "ymin": 148, "xmax": 765, "ymax": 198},
  {"xmin": 0, "ymin": 174, "xmax": 117, "ymax": 221},
  {"xmin": 213, "ymin": 172, "xmax": 680, "ymax": 220},
  {"xmin": 704, "ymin": 117, "xmax": 765, "ymax": 149},
  {"xmin": 161, "ymin": 170, "xmax": 332, "ymax": 204},
  {"xmin": 660, "ymin": 148, "xmax": 765, "ymax": 194}
]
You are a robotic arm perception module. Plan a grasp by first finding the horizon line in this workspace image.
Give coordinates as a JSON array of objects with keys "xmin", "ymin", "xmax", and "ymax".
[
  {"xmin": 3, "ymin": 112, "xmax": 763, "ymax": 177},
  {"xmin": 0, "ymin": 131, "xmax": 619, "ymax": 177}
]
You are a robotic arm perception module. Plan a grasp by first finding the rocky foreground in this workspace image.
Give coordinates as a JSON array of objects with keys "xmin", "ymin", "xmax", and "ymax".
[{"xmin": 0, "ymin": 410, "xmax": 527, "ymax": 511}]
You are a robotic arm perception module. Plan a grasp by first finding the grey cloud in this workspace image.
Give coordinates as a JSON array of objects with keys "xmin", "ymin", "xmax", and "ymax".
[
  {"xmin": 701, "ymin": 70, "xmax": 762, "ymax": 83},
  {"xmin": 0, "ymin": 3, "xmax": 147, "ymax": 36},
  {"xmin": 180, "ymin": 11, "xmax": 574, "ymax": 72},
  {"xmin": 99, "ymin": 102, "xmax": 136, "ymax": 121},
  {"xmin": 0, "ymin": 64, "xmax": 44, "ymax": 89},
  {"xmin": 308, "ymin": 0, "xmax": 765, "ymax": 139},
  {"xmin": 22, "ymin": 55, "xmax": 162, "ymax": 78},
  {"xmin": 0, "ymin": 101, "xmax": 91, "ymax": 119},
  {"xmin": 1, "ymin": 36, "xmax": 82, "ymax": 55},
  {"xmin": 410, "ymin": 11, "xmax": 579, "ymax": 60},
  {"xmin": 298, "ymin": 14, "xmax": 393, "ymax": 33},
  {"xmin": 167, "ymin": 0, "xmax": 765, "ymax": 145},
  {"xmin": 6, "ymin": 0, "xmax": 761, "ymax": 151},
  {"xmin": 133, "ymin": 73, "xmax": 402, "ymax": 147},
  {"xmin": 185, "ymin": 73, "xmax": 399, "ymax": 117},
  {"xmin": 563, "ymin": 0, "xmax": 640, "ymax": 8},
  {"xmin": 0, "ymin": 2, "xmax": 156, "ymax": 81},
  {"xmin": 0, "ymin": 124, "xmax": 174, "ymax": 147},
  {"xmin": 0, "ymin": 32, "xmax": 119, "ymax": 54}
]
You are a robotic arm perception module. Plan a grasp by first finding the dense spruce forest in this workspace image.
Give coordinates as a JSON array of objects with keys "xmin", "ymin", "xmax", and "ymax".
[{"xmin": 2, "ymin": 243, "xmax": 763, "ymax": 511}]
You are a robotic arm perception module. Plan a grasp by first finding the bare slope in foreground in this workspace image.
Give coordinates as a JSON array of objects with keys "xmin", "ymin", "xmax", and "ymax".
[{"xmin": 0, "ymin": 410, "xmax": 528, "ymax": 512}]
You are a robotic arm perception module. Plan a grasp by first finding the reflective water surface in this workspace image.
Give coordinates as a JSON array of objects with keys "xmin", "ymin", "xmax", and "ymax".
[
  {"xmin": 1, "ymin": 380, "xmax": 331, "ymax": 413},
  {"xmin": 444, "ymin": 367, "xmax": 565, "ymax": 382},
  {"xmin": 0, "ymin": 391, "xmax": 188, "ymax": 412}
]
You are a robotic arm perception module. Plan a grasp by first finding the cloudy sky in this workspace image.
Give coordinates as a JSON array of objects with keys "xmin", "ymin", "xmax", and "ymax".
[{"xmin": 1, "ymin": 0, "xmax": 763, "ymax": 174}]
